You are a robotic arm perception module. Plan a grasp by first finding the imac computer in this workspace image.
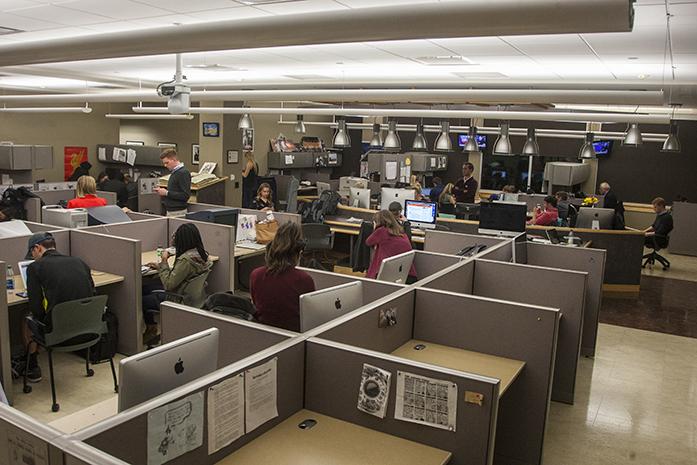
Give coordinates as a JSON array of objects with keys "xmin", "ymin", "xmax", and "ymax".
[
  {"xmin": 575, "ymin": 207, "xmax": 615, "ymax": 230},
  {"xmin": 512, "ymin": 232, "xmax": 528, "ymax": 264},
  {"xmin": 316, "ymin": 181, "xmax": 331, "ymax": 197},
  {"xmin": 380, "ymin": 188, "xmax": 415, "ymax": 212},
  {"xmin": 299, "ymin": 281, "xmax": 364, "ymax": 332},
  {"xmin": 478, "ymin": 201, "xmax": 527, "ymax": 237},
  {"xmin": 404, "ymin": 199, "xmax": 437, "ymax": 230},
  {"xmin": 376, "ymin": 250, "xmax": 415, "ymax": 284},
  {"xmin": 349, "ymin": 187, "xmax": 371, "ymax": 209},
  {"xmin": 185, "ymin": 208, "xmax": 239, "ymax": 227},
  {"xmin": 339, "ymin": 177, "xmax": 369, "ymax": 196},
  {"xmin": 118, "ymin": 328, "xmax": 219, "ymax": 412}
]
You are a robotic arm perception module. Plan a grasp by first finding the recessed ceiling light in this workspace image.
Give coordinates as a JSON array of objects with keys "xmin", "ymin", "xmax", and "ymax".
[
  {"xmin": 415, "ymin": 55, "xmax": 476, "ymax": 66},
  {"xmin": 185, "ymin": 64, "xmax": 247, "ymax": 71},
  {"xmin": 638, "ymin": 74, "xmax": 650, "ymax": 79},
  {"xmin": 627, "ymin": 56, "xmax": 639, "ymax": 60}
]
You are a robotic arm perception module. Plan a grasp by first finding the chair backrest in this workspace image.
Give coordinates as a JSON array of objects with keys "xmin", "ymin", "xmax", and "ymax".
[
  {"xmin": 286, "ymin": 177, "xmax": 300, "ymax": 214},
  {"xmin": 302, "ymin": 223, "xmax": 332, "ymax": 250},
  {"xmin": 46, "ymin": 295, "xmax": 108, "ymax": 347}
]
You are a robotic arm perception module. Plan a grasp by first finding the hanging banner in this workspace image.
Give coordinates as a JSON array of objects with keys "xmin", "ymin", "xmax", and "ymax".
[{"xmin": 64, "ymin": 146, "xmax": 88, "ymax": 181}]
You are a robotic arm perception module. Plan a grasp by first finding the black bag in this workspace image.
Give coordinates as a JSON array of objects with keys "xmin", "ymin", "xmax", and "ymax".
[
  {"xmin": 0, "ymin": 187, "xmax": 43, "ymax": 221},
  {"xmin": 202, "ymin": 292, "xmax": 256, "ymax": 321},
  {"xmin": 81, "ymin": 311, "xmax": 118, "ymax": 364},
  {"xmin": 301, "ymin": 190, "xmax": 341, "ymax": 223}
]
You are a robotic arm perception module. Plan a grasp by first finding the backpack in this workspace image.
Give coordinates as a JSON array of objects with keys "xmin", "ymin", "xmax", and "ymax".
[
  {"xmin": 202, "ymin": 291, "xmax": 256, "ymax": 321},
  {"xmin": 0, "ymin": 187, "xmax": 43, "ymax": 221},
  {"xmin": 301, "ymin": 190, "xmax": 341, "ymax": 223}
]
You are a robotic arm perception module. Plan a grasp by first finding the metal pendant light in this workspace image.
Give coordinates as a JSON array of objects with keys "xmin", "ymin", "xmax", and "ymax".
[
  {"xmin": 434, "ymin": 121, "xmax": 452, "ymax": 152},
  {"xmin": 493, "ymin": 121, "xmax": 513, "ymax": 155},
  {"xmin": 237, "ymin": 112, "xmax": 253, "ymax": 130},
  {"xmin": 294, "ymin": 115, "xmax": 306, "ymax": 134},
  {"xmin": 332, "ymin": 119, "xmax": 351, "ymax": 148},
  {"xmin": 463, "ymin": 125, "xmax": 479, "ymax": 152},
  {"xmin": 369, "ymin": 123, "xmax": 383, "ymax": 148},
  {"xmin": 578, "ymin": 132, "xmax": 596, "ymax": 159},
  {"xmin": 661, "ymin": 121, "xmax": 681, "ymax": 153},
  {"xmin": 383, "ymin": 120, "xmax": 401, "ymax": 152},
  {"xmin": 623, "ymin": 123, "xmax": 643, "ymax": 146},
  {"xmin": 521, "ymin": 128, "xmax": 541, "ymax": 156},
  {"xmin": 412, "ymin": 120, "xmax": 428, "ymax": 151}
]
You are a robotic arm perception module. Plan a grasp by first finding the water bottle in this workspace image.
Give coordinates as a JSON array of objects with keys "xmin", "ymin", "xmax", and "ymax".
[
  {"xmin": 567, "ymin": 230, "xmax": 575, "ymax": 246},
  {"xmin": 156, "ymin": 246, "xmax": 164, "ymax": 260},
  {"xmin": 6, "ymin": 264, "xmax": 14, "ymax": 290}
]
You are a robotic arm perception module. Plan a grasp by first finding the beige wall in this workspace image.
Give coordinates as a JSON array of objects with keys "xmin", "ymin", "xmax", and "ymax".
[{"xmin": 0, "ymin": 103, "xmax": 120, "ymax": 182}]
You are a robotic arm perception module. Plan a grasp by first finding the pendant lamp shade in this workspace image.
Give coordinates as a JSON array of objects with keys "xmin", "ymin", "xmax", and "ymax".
[
  {"xmin": 412, "ymin": 120, "xmax": 428, "ymax": 151},
  {"xmin": 521, "ymin": 127, "xmax": 541, "ymax": 156},
  {"xmin": 661, "ymin": 121, "xmax": 681, "ymax": 153},
  {"xmin": 369, "ymin": 123, "xmax": 383, "ymax": 148},
  {"xmin": 578, "ymin": 132, "xmax": 596, "ymax": 159},
  {"xmin": 333, "ymin": 119, "xmax": 351, "ymax": 148},
  {"xmin": 493, "ymin": 121, "xmax": 513, "ymax": 155},
  {"xmin": 434, "ymin": 121, "xmax": 452, "ymax": 152},
  {"xmin": 383, "ymin": 120, "xmax": 401, "ymax": 151},
  {"xmin": 623, "ymin": 123, "xmax": 643, "ymax": 146},
  {"xmin": 463, "ymin": 125, "xmax": 479, "ymax": 152},
  {"xmin": 294, "ymin": 115, "xmax": 306, "ymax": 134},
  {"xmin": 237, "ymin": 113, "xmax": 253, "ymax": 130}
]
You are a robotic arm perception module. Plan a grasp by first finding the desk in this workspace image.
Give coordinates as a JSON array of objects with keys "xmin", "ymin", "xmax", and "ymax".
[
  {"xmin": 218, "ymin": 409, "xmax": 451, "ymax": 465},
  {"xmin": 233, "ymin": 246, "xmax": 266, "ymax": 290},
  {"xmin": 392, "ymin": 339, "xmax": 525, "ymax": 397},
  {"xmin": 7, "ymin": 271, "xmax": 125, "ymax": 306},
  {"xmin": 141, "ymin": 251, "xmax": 219, "ymax": 277}
]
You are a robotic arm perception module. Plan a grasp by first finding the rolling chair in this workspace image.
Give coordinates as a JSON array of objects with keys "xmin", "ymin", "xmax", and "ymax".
[
  {"xmin": 280, "ymin": 176, "xmax": 300, "ymax": 214},
  {"xmin": 301, "ymin": 223, "xmax": 335, "ymax": 269},
  {"xmin": 642, "ymin": 234, "xmax": 671, "ymax": 270},
  {"xmin": 22, "ymin": 295, "xmax": 118, "ymax": 412}
]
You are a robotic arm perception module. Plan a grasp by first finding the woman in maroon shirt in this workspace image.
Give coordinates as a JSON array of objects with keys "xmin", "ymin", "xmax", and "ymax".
[
  {"xmin": 250, "ymin": 222, "xmax": 315, "ymax": 332},
  {"xmin": 366, "ymin": 210, "xmax": 417, "ymax": 282}
]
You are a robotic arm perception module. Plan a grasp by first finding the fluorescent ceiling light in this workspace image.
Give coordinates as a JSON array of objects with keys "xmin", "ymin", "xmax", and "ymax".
[
  {"xmin": 105, "ymin": 114, "xmax": 193, "ymax": 119},
  {"xmin": 414, "ymin": 56, "xmax": 475, "ymax": 66},
  {"xmin": 0, "ymin": 106, "xmax": 92, "ymax": 113}
]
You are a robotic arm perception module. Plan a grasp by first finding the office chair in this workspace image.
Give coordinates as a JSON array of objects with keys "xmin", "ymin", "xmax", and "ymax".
[
  {"xmin": 281, "ymin": 177, "xmax": 300, "ymax": 214},
  {"xmin": 301, "ymin": 223, "xmax": 335, "ymax": 268},
  {"xmin": 22, "ymin": 295, "xmax": 118, "ymax": 412},
  {"xmin": 642, "ymin": 235, "xmax": 671, "ymax": 270}
]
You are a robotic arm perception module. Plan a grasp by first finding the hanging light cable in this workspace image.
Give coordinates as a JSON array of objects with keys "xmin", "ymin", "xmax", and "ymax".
[
  {"xmin": 412, "ymin": 119, "xmax": 428, "ymax": 151},
  {"xmin": 579, "ymin": 132, "xmax": 597, "ymax": 159},
  {"xmin": 434, "ymin": 121, "xmax": 452, "ymax": 152}
]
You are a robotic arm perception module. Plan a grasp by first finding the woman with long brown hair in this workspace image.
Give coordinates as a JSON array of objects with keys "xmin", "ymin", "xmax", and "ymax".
[
  {"xmin": 365, "ymin": 210, "xmax": 416, "ymax": 282},
  {"xmin": 250, "ymin": 222, "xmax": 315, "ymax": 332}
]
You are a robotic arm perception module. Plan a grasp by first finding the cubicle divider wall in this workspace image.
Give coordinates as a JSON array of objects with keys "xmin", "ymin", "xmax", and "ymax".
[
  {"xmin": 81, "ymin": 217, "xmax": 168, "ymax": 252},
  {"xmin": 298, "ymin": 267, "xmax": 406, "ymax": 303},
  {"xmin": 137, "ymin": 192, "xmax": 162, "ymax": 215},
  {"xmin": 412, "ymin": 250, "xmax": 464, "ymax": 281},
  {"xmin": 36, "ymin": 189, "xmax": 117, "ymax": 209},
  {"xmin": 417, "ymin": 259, "xmax": 475, "ymax": 295},
  {"xmin": 424, "ymin": 230, "xmax": 510, "ymax": 256},
  {"xmin": 0, "ymin": 404, "xmax": 66, "ymax": 465},
  {"xmin": 55, "ymin": 437, "xmax": 131, "ymax": 465},
  {"xmin": 125, "ymin": 211, "xmax": 160, "ymax": 221},
  {"xmin": 0, "ymin": 261, "xmax": 9, "ymax": 404},
  {"xmin": 24, "ymin": 197, "xmax": 42, "ymax": 223},
  {"xmin": 474, "ymin": 239, "xmax": 514, "ymax": 263},
  {"xmin": 238, "ymin": 207, "xmax": 302, "ymax": 227}
]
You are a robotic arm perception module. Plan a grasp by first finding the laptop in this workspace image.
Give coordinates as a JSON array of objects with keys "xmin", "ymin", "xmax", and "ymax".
[{"xmin": 18, "ymin": 260, "xmax": 34, "ymax": 289}]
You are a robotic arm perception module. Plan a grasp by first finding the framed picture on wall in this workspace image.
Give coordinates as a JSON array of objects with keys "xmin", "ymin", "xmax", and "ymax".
[
  {"xmin": 192, "ymin": 144, "xmax": 200, "ymax": 165},
  {"xmin": 227, "ymin": 150, "xmax": 239, "ymax": 164},
  {"xmin": 242, "ymin": 128, "xmax": 254, "ymax": 151},
  {"xmin": 202, "ymin": 122, "xmax": 220, "ymax": 137},
  {"xmin": 125, "ymin": 140, "xmax": 144, "ymax": 146},
  {"xmin": 158, "ymin": 142, "xmax": 177, "ymax": 149}
]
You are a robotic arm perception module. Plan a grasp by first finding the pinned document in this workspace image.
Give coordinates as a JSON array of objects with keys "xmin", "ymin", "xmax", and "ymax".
[
  {"xmin": 385, "ymin": 161, "xmax": 398, "ymax": 180},
  {"xmin": 208, "ymin": 373, "xmax": 245, "ymax": 454},
  {"xmin": 245, "ymin": 358, "xmax": 278, "ymax": 433},
  {"xmin": 147, "ymin": 392, "xmax": 204, "ymax": 465},
  {"xmin": 357, "ymin": 364, "xmax": 391, "ymax": 419},
  {"xmin": 98, "ymin": 147, "xmax": 106, "ymax": 161},
  {"xmin": 126, "ymin": 148, "xmax": 137, "ymax": 166},
  {"xmin": 394, "ymin": 371, "xmax": 457, "ymax": 432},
  {"xmin": 6, "ymin": 429, "xmax": 49, "ymax": 465}
]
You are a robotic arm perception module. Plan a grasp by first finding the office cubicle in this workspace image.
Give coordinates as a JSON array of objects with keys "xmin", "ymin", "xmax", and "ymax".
[
  {"xmin": 669, "ymin": 202, "xmax": 697, "ymax": 256},
  {"xmin": 298, "ymin": 267, "xmax": 406, "ymax": 304},
  {"xmin": 424, "ymin": 230, "xmax": 510, "ymax": 256},
  {"xmin": 0, "ymin": 404, "xmax": 66, "ymax": 464}
]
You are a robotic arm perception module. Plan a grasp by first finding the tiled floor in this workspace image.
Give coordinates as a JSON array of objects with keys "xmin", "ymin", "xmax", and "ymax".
[{"xmin": 642, "ymin": 249, "xmax": 697, "ymax": 283}]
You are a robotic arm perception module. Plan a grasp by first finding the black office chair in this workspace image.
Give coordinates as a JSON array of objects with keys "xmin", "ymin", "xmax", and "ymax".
[
  {"xmin": 301, "ymin": 223, "xmax": 334, "ymax": 269},
  {"xmin": 23, "ymin": 295, "xmax": 118, "ymax": 412},
  {"xmin": 642, "ymin": 235, "xmax": 671, "ymax": 270}
]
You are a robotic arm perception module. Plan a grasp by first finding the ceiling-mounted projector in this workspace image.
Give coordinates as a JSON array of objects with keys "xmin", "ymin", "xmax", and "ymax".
[{"xmin": 158, "ymin": 83, "xmax": 190, "ymax": 114}]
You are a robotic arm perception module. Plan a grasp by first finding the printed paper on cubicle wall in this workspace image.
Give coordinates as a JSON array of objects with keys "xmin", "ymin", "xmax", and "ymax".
[
  {"xmin": 245, "ymin": 357, "xmax": 278, "ymax": 433},
  {"xmin": 6, "ymin": 429, "xmax": 49, "ymax": 465},
  {"xmin": 208, "ymin": 373, "xmax": 245, "ymax": 455},
  {"xmin": 147, "ymin": 391, "xmax": 204, "ymax": 465},
  {"xmin": 394, "ymin": 371, "xmax": 457, "ymax": 431},
  {"xmin": 357, "ymin": 363, "xmax": 392, "ymax": 419}
]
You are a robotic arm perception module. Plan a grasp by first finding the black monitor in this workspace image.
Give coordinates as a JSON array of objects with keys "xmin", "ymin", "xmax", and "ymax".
[
  {"xmin": 513, "ymin": 232, "xmax": 528, "ymax": 264},
  {"xmin": 185, "ymin": 208, "xmax": 239, "ymax": 227},
  {"xmin": 86, "ymin": 205, "xmax": 132, "ymax": 225},
  {"xmin": 478, "ymin": 201, "xmax": 527, "ymax": 237}
]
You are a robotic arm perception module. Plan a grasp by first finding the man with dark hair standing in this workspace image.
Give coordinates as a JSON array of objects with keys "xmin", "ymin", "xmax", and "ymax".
[
  {"xmin": 17, "ymin": 232, "xmax": 95, "ymax": 383},
  {"xmin": 157, "ymin": 148, "xmax": 191, "ymax": 217},
  {"xmin": 453, "ymin": 162, "xmax": 478, "ymax": 204}
]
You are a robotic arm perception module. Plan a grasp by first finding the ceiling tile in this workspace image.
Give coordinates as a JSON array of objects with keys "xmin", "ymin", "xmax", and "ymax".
[
  {"xmin": 8, "ymin": 4, "xmax": 112, "ymax": 26},
  {"xmin": 58, "ymin": 0, "xmax": 171, "ymax": 20},
  {"xmin": 186, "ymin": 6, "xmax": 272, "ymax": 21},
  {"xmin": 0, "ymin": 0, "xmax": 44, "ymax": 12},
  {"xmin": 583, "ymin": 27, "xmax": 668, "ymax": 55},
  {"xmin": 138, "ymin": 0, "xmax": 240, "ymax": 14},
  {"xmin": 505, "ymin": 34, "xmax": 591, "ymax": 56},
  {"xmin": 0, "ymin": 12, "xmax": 62, "ymax": 31},
  {"xmin": 430, "ymin": 37, "xmax": 519, "ymax": 57},
  {"xmin": 253, "ymin": 0, "xmax": 347, "ymax": 15},
  {"xmin": 337, "ymin": 0, "xmax": 437, "ymax": 7}
]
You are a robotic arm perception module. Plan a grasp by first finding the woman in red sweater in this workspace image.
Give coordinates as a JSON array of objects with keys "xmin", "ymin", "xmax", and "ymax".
[
  {"xmin": 67, "ymin": 176, "xmax": 107, "ymax": 209},
  {"xmin": 366, "ymin": 210, "xmax": 417, "ymax": 282},
  {"xmin": 250, "ymin": 222, "xmax": 315, "ymax": 332}
]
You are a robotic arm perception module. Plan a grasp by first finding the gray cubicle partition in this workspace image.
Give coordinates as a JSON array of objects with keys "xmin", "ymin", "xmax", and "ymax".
[
  {"xmin": 412, "ymin": 250, "xmax": 463, "ymax": 281},
  {"xmin": 125, "ymin": 211, "xmax": 160, "ymax": 221},
  {"xmin": 76, "ymin": 339, "xmax": 305, "ymax": 465},
  {"xmin": 298, "ymin": 266, "xmax": 406, "ymax": 303},
  {"xmin": 418, "ymin": 259, "xmax": 476, "ymax": 295},
  {"xmin": 238, "ymin": 207, "xmax": 302, "ymax": 227},
  {"xmin": 0, "ymin": 262, "xmax": 9, "ymax": 404},
  {"xmin": 160, "ymin": 302, "xmax": 295, "ymax": 367},
  {"xmin": 669, "ymin": 202, "xmax": 697, "ymax": 256},
  {"xmin": 56, "ymin": 438, "xmax": 131, "ymax": 465},
  {"xmin": 424, "ymin": 230, "xmax": 509, "ymax": 255},
  {"xmin": 472, "ymin": 259, "xmax": 587, "ymax": 405},
  {"xmin": 475, "ymin": 239, "xmax": 514, "ymax": 263},
  {"xmin": 36, "ymin": 189, "xmax": 117, "ymax": 209},
  {"xmin": 526, "ymin": 242, "xmax": 606, "ymax": 357},
  {"xmin": 82, "ymin": 217, "xmax": 168, "ymax": 251},
  {"xmin": 0, "ymin": 404, "xmax": 65, "ymax": 464},
  {"xmin": 137, "ymin": 192, "xmax": 162, "ymax": 214},
  {"xmin": 24, "ymin": 197, "xmax": 42, "ymax": 223}
]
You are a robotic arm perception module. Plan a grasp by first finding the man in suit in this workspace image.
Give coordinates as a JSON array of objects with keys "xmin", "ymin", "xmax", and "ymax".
[{"xmin": 599, "ymin": 181, "xmax": 625, "ymax": 228}]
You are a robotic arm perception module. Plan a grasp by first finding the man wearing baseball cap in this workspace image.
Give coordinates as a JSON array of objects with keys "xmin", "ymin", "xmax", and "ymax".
[{"xmin": 16, "ymin": 232, "xmax": 95, "ymax": 383}]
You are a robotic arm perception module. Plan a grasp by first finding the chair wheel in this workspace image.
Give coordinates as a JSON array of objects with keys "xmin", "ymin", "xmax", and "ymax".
[
  {"xmin": 663, "ymin": 266, "xmax": 669, "ymax": 271},
  {"xmin": 86, "ymin": 368, "xmax": 95, "ymax": 377},
  {"xmin": 52, "ymin": 403, "xmax": 60, "ymax": 412},
  {"xmin": 114, "ymin": 386, "xmax": 119, "ymax": 393},
  {"xmin": 23, "ymin": 385, "xmax": 32, "ymax": 394}
]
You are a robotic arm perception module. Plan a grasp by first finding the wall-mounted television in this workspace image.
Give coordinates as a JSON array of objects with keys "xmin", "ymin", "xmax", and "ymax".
[
  {"xmin": 458, "ymin": 134, "xmax": 487, "ymax": 149},
  {"xmin": 593, "ymin": 140, "xmax": 612, "ymax": 157}
]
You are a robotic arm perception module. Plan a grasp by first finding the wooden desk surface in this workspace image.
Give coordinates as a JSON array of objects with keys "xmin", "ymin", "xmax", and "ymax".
[
  {"xmin": 7, "ymin": 270, "xmax": 125, "ymax": 306},
  {"xmin": 392, "ymin": 340, "xmax": 525, "ymax": 397},
  {"xmin": 234, "ymin": 246, "xmax": 266, "ymax": 258},
  {"xmin": 142, "ymin": 250, "xmax": 220, "ymax": 265},
  {"xmin": 217, "ymin": 409, "xmax": 451, "ymax": 465}
]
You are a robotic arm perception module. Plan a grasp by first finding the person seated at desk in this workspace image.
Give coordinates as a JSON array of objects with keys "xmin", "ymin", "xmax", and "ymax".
[
  {"xmin": 438, "ymin": 183, "xmax": 457, "ymax": 215},
  {"xmin": 67, "ymin": 175, "xmax": 107, "ymax": 209},
  {"xmin": 644, "ymin": 197, "xmax": 673, "ymax": 247},
  {"xmin": 143, "ymin": 223, "xmax": 213, "ymax": 342},
  {"xmin": 429, "ymin": 177, "xmax": 444, "ymax": 203},
  {"xmin": 388, "ymin": 201, "xmax": 413, "ymax": 242},
  {"xmin": 97, "ymin": 171, "xmax": 129, "ymax": 208},
  {"xmin": 366, "ymin": 210, "xmax": 417, "ymax": 283},
  {"xmin": 250, "ymin": 223, "xmax": 315, "ymax": 332},
  {"xmin": 252, "ymin": 183, "xmax": 274, "ymax": 211},
  {"xmin": 555, "ymin": 191, "xmax": 578, "ymax": 227},
  {"xmin": 16, "ymin": 232, "xmax": 96, "ymax": 383},
  {"xmin": 528, "ymin": 195, "xmax": 559, "ymax": 226},
  {"xmin": 489, "ymin": 184, "xmax": 517, "ymax": 201}
]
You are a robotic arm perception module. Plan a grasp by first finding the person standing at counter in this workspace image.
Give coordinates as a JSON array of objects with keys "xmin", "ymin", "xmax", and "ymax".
[
  {"xmin": 156, "ymin": 148, "xmax": 191, "ymax": 218},
  {"xmin": 242, "ymin": 151, "xmax": 259, "ymax": 209},
  {"xmin": 453, "ymin": 162, "xmax": 478, "ymax": 203}
]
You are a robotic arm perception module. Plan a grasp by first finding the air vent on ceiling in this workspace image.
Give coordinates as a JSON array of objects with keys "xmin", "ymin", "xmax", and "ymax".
[
  {"xmin": 284, "ymin": 74, "xmax": 333, "ymax": 81},
  {"xmin": 414, "ymin": 55, "xmax": 476, "ymax": 66},
  {"xmin": 452, "ymin": 72, "xmax": 509, "ymax": 79},
  {"xmin": 0, "ymin": 26, "xmax": 23, "ymax": 36},
  {"xmin": 185, "ymin": 64, "xmax": 247, "ymax": 71}
]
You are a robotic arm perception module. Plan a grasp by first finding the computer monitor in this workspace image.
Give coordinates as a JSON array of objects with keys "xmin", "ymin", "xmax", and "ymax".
[
  {"xmin": 404, "ymin": 200, "xmax": 437, "ymax": 229},
  {"xmin": 349, "ymin": 187, "xmax": 371, "ymax": 209},
  {"xmin": 478, "ymin": 201, "xmax": 527, "ymax": 237},
  {"xmin": 118, "ymin": 328, "xmax": 219, "ymax": 412},
  {"xmin": 299, "ymin": 281, "xmax": 364, "ymax": 332},
  {"xmin": 339, "ymin": 176, "xmax": 369, "ymax": 196},
  {"xmin": 593, "ymin": 140, "xmax": 612, "ymax": 157},
  {"xmin": 86, "ymin": 205, "xmax": 132, "ymax": 225},
  {"xmin": 513, "ymin": 232, "xmax": 528, "ymax": 264},
  {"xmin": 455, "ymin": 203, "xmax": 480, "ymax": 219},
  {"xmin": 376, "ymin": 250, "xmax": 415, "ymax": 284},
  {"xmin": 380, "ymin": 188, "xmax": 415, "ymax": 211},
  {"xmin": 316, "ymin": 181, "xmax": 331, "ymax": 197},
  {"xmin": 457, "ymin": 134, "xmax": 487, "ymax": 149},
  {"xmin": 502, "ymin": 193, "xmax": 520, "ymax": 203},
  {"xmin": 185, "ymin": 208, "xmax": 239, "ymax": 227},
  {"xmin": 575, "ymin": 207, "xmax": 615, "ymax": 230},
  {"xmin": 18, "ymin": 260, "xmax": 33, "ymax": 289}
]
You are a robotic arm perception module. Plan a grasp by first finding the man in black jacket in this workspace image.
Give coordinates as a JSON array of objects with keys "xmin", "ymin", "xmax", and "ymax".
[
  {"xmin": 19, "ymin": 232, "xmax": 95, "ymax": 383},
  {"xmin": 157, "ymin": 149, "xmax": 191, "ymax": 217},
  {"xmin": 97, "ymin": 171, "xmax": 129, "ymax": 208}
]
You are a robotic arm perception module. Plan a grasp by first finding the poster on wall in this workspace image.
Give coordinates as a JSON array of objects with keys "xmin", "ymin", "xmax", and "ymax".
[
  {"xmin": 64, "ymin": 146, "xmax": 88, "ymax": 181},
  {"xmin": 192, "ymin": 144, "xmax": 200, "ymax": 165},
  {"xmin": 242, "ymin": 128, "xmax": 254, "ymax": 151}
]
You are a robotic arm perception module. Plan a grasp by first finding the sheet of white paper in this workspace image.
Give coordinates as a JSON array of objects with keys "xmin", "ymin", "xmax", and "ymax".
[
  {"xmin": 112, "ymin": 147, "xmax": 119, "ymax": 161},
  {"xmin": 245, "ymin": 358, "xmax": 278, "ymax": 433},
  {"xmin": 6, "ymin": 429, "xmax": 49, "ymax": 465},
  {"xmin": 357, "ymin": 364, "xmax": 391, "ymax": 418},
  {"xmin": 1, "ymin": 174, "xmax": 11, "ymax": 184},
  {"xmin": 126, "ymin": 149, "xmax": 137, "ymax": 166},
  {"xmin": 430, "ymin": 157, "xmax": 437, "ymax": 168},
  {"xmin": 394, "ymin": 371, "xmax": 457, "ymax": 432},
  {"xmin": 98, "ymin": 147, "xmax": 106, "ymax": 161},
  {"xmin": 385, "ymin": 161, "xmax": 398, "ymax": 180},
  {"xmin": 147, "ymin": 391, "xmax": 204, "ymax": 465},
  {"xmin": 118, "ymin": 148, "xmax": 127, "ymax": 163},
  {"xmin": 208, "ymin": 373, "xmax": 245, "ymax": 455},
  {"xmin": 284, "ymin": 154, "xmax": 294, "ymax": 165}
]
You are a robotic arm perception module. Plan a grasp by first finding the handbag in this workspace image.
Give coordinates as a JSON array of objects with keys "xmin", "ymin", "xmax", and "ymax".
[{"xmin": 256, "ymin": 219, "xmax": 279, "ymax": 244}]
